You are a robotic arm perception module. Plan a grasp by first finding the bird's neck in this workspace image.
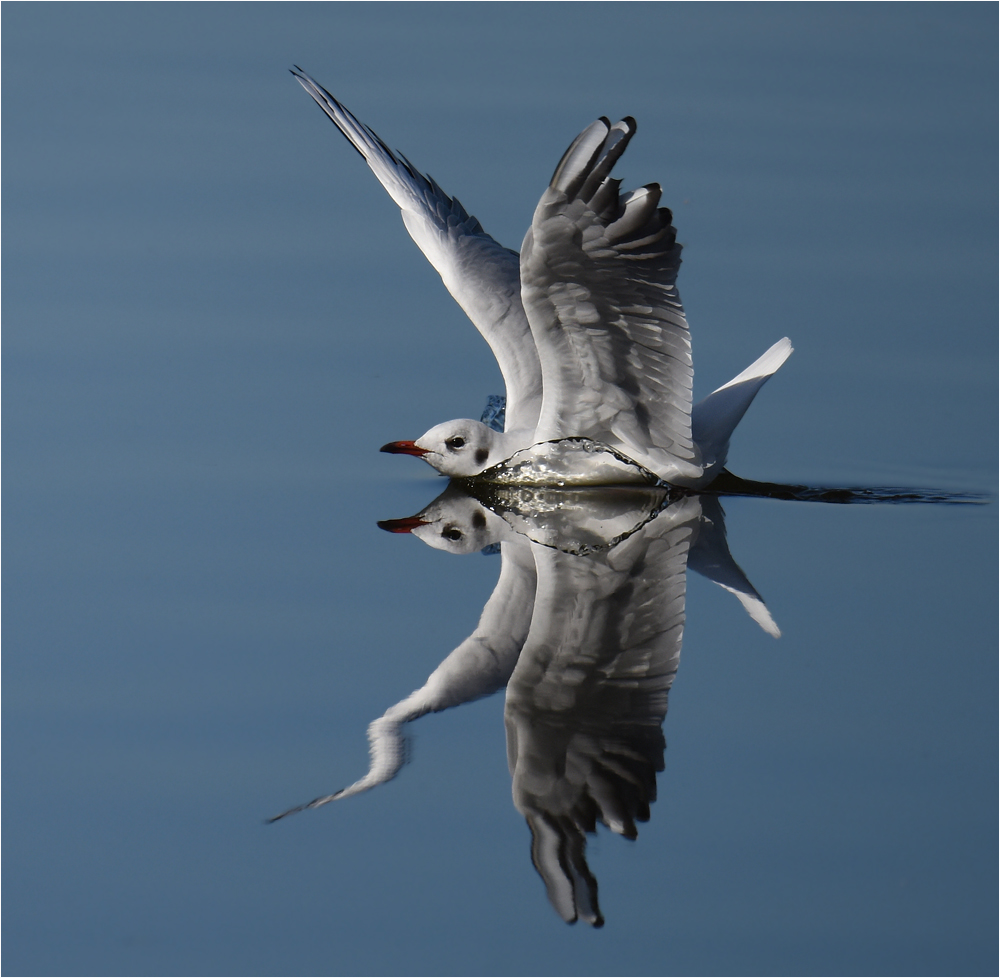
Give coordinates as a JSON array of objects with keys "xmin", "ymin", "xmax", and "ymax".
[{"xmin": 492, "ymin": 426, "xmax": 536, "ymax": 460}]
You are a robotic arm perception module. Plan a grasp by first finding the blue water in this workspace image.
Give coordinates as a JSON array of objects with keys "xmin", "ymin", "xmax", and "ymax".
[{"xmin": 4, "ymin": 4, "xmax": 996, "ymax": 975}]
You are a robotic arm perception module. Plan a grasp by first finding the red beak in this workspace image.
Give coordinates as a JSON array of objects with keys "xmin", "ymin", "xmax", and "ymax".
[
  {"xmin": 377, "ymin": 516, "xmax": 431, "ymax": 534},
  {"xmin": 380, "ymin": 440, "xmax": 429, "ymax": 457}
]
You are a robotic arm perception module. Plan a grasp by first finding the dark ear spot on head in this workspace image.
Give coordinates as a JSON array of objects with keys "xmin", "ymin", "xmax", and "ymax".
[
  {"xmin": 472, "ymin": 511, "xmax": 487, "ymax": 530},
  {"xmin": 474, "ymin": 448, "xmax": 489, "ymax": 466}
]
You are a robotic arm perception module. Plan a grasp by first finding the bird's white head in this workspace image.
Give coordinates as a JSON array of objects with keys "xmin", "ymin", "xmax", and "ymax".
[
  {"xmin": 377, "ymin": 485, "xmax": 511, "ymax": 554},
  {"xmin": 381, "ymin": 419, "xmax": 500, "ymax": 477}
]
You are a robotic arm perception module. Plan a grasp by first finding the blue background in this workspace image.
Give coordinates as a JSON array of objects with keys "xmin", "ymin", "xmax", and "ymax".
[{"xmin": 4, "ymin": 3, "xmax": 996, "ymax": 975}]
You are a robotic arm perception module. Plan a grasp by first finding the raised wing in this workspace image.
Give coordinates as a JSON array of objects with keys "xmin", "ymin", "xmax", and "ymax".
[
  {"xmin": 520, "ymin": 118, "xmax": 702, "ymax": 483},
  {"xmin": 504, "ymin": 494, "xmax": 701, "ymax": 925},
  {"xmin": 292, "ymin": 68, "xmax": 542, "ymax": 432}
]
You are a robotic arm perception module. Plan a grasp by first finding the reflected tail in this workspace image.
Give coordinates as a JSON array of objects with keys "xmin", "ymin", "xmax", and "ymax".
[{"xmin": 688, "ymin": 496, "xmax": 781, "ymax": 637}]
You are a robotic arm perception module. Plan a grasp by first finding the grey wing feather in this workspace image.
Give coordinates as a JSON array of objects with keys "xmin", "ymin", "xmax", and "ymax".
[
  {"xmin": 291, "ymin": 68, "xmax": 542, "ymax": 432},
  {"xmin": 505, "ymin": 495, "xmax": 700, "ymax": 924},
  {"xmin": 521, "ymin": 117, "xmax": 701, "ymax": 482}
]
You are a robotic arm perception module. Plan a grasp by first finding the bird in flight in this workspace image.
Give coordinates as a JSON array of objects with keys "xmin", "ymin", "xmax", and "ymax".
[{"xmin": 291, "ymin": 68, "xmax": 791, "ymax": 487}]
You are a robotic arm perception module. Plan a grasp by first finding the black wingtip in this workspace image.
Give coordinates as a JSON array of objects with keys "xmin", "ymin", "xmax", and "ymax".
[{"xmin": 265, "ymin": 801, "xmax": 310, "ymax": 823}]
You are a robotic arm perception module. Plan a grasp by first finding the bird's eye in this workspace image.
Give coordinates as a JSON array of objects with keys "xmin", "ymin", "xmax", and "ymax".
[
  {"xmin": 442, "ymin": 527, "xmax": 463, "ymax": 542},
  {"xmin": 445, "ymin": 436, "xmax": 466, "ymax": 450}
]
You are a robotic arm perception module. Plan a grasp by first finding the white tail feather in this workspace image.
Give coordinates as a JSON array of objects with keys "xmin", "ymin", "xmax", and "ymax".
[{"xmin": 692, "ymin": 337, "xmax": 793, "ymax": 479}]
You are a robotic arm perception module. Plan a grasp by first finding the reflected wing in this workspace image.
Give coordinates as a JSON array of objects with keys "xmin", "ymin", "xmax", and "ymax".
[
  {"xmin": 292, "ymin": 69, "xmax": 542, "ymax": 431},
  {"xmin": 269, "ymin": 537, "xmax": 536, "ymax": 821},
  {"xmin": 504, "ymin": 495, "xmax": 701, "ymax": 924},
  {"xmin": 520, "ymin": 119, "xmax": 701, "ymax": 482}
]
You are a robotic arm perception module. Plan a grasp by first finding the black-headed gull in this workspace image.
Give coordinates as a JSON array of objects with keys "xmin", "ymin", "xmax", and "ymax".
[{"xmin": 292, "ymin": 68, "xmax": 791, "ymax": 486}]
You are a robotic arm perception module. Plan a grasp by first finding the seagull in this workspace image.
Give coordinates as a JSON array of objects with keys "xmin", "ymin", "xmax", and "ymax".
[{"xmin": 292, "ymin": 68, "xmax": 792, "ymax": 487}]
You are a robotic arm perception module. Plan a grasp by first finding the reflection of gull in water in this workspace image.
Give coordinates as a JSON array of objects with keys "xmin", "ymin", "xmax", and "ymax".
[
  {"xmin": 503, "ymin": 494, "xmax": 699, "ymax": 926},
  {"xmin": 271, "ymin": 492, "xmax": 533, "ymax": 816},
  {"xmin": 283, "ymin": 73, "xmax": 981, "ymax": 925},
  {"xmin": 292, "ymin": 68, "xmax": 791, "ymax": 487},
  {"xmin": 269, "ymin": 483, "xmax": 777, "ymax": 925}
]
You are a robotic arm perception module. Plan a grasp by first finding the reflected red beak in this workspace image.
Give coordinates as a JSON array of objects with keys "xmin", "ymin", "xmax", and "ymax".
[
  {"xmin": 377, "ymin": 516, "xmax": 431, "ymax": 534},
  {"xmin": 380, "ymin": 440, "xmax": 429, "ymax": 457}
]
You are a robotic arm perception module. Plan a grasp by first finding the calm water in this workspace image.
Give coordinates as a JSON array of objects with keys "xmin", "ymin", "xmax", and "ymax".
[{"xmin": 4, "ymin": 4, "xmax": 996, "ymax": 976}]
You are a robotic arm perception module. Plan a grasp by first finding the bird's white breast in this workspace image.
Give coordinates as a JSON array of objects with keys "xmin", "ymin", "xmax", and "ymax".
[{"xmin": 477, "ymin": 439, "xmax": 661, "ymax": 488}]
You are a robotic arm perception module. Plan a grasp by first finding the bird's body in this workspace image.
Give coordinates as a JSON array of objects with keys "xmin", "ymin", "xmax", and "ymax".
[{"xmin": 292, "ymin": 69, "xmax": 791, "ymax": 486}]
